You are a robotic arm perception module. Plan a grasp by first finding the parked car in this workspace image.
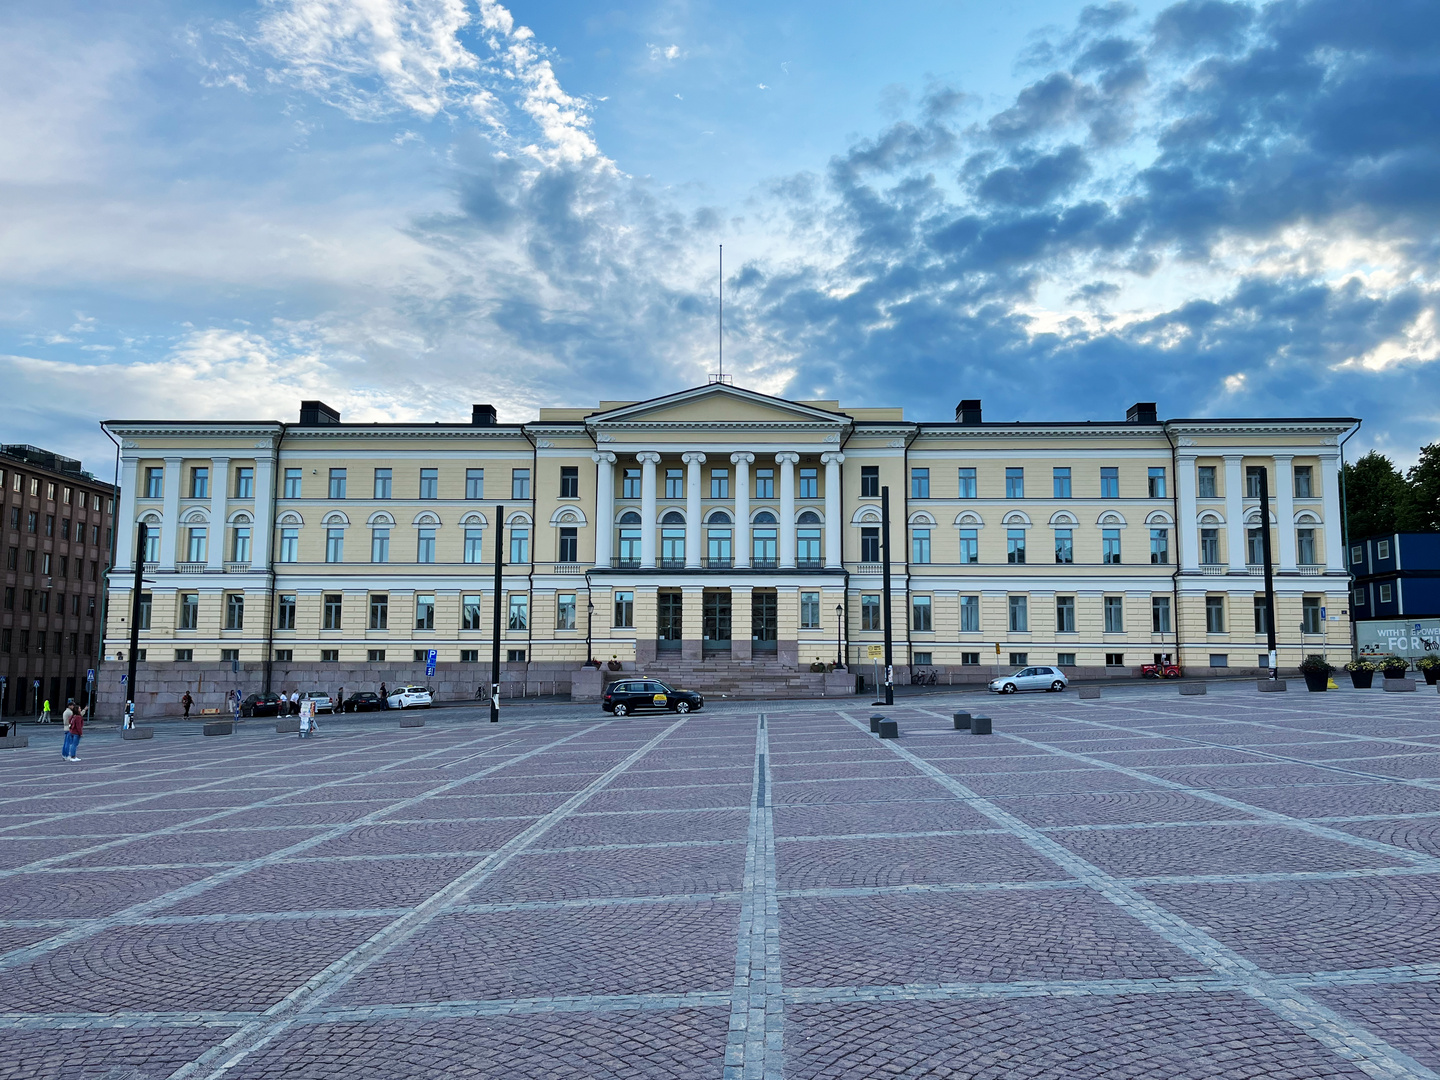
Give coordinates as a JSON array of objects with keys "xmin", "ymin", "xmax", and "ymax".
[
  {"xmin": 239, "ymin": 693, "xmax": 283, "ymax": 717},
  {"xmin": 387, "ymin": 685, "xmax": 433, "ymax": 710},
  {"xmin": 297, "ymin": 691, "xmax": 334, "ymax": 714},
  {"xmin": 988, "ymin": 666, "xmax": 1069, "ymax": 694},
  {"xmin": 342, "ymin": 692, "xmax": 384, "ymax": 713},
  {"xmin": 602, "ymin": 679, "xmax": 704, "ymax": 716}
]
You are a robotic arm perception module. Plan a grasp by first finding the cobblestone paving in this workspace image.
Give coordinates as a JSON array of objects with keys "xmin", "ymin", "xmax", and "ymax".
[{"xmin": 2, "ymin": 683, "xmax": 1439, "ymax": 1078}]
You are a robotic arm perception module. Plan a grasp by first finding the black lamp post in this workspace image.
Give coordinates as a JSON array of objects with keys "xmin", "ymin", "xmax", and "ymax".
[
  {"xmin": 586, "ymin": 599, "xmax": 595, "ymax": 666},
  {"xmin": 835, "ymin": 603, "xmax": 843, "ymax": 669}
]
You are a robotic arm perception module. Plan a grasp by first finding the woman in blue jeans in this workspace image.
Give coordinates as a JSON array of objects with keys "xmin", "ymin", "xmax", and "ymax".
[{"xmin": 61, "ymin": 706, "xmax": 84, "ymax": 761}]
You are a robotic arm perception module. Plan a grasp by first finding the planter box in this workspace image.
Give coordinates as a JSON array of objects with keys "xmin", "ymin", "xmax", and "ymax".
[
  {"xmin": 202, "ymin": 721, "xmax": 234, "ymax": 736},
  {"xmin": 399, "ymin": 715, "xmax": 425, "ymax": 728},
  {"xmin": 1257, "ymin": 680, "xmax": 1288, "ymax": 693},
  {"xmin": 1078, "ymin": 686, "xmax": 1102, "ymax": 700},
  {"xmin": 1348, "ymin": 671, "xmax": 1375, "ymax": 689},
  {"xmin": 1422, "ymin": 668, "xmax": 1439, "ymax": 686},
  {"xmin": 1178, "ymin": 683, "xmax": 1207, "ymax": 696},
  {"xmin": 1383, "ymin": 679, "xmax": 1417, "ymax": 693},
  {"xmin": 121, "ymin": 727, "xmax": 154, "ymax": 740},
  {"xmin": 275, "ymin": 719, "xmax": 301, "ymax": 733},
  {"xmin": 1302, "ymin": 672, "xmax": 1329, "ymax": 692},
  {"xmin": 0, "ymin": 735, "xmax": 28, "ymax": 749}
]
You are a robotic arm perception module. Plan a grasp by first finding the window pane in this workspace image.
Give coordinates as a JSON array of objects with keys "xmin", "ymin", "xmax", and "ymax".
[
  {"xmin": 959, "ymin": 595, "xmax": 979, "ymax": 632},
  {"xmin": 1148, "ymin": 467, "xmax": 1166, "ymax": 498},
  {"xmin": 512, "ymin": 469, "xmax": 530, "ymax": 499},
  {"xmin": 911, "ymin": 468, "xmax": 929, "ymax": 498},
  {"xmin": 911, "ymin": 529, "xmax": 930, "ymax": 564},
  {"xmin": 1056, "ymin": 596, "xmax": 1075, "ymax": 633},
  {"xmin": 1104, "ymin": 596, "xmax": 1124, "ymax": 633},
  {"xmin": 328, "ymin": 469, "xmax": 346, "ymax": 499},
  {"xmin": 959, "ymin": 529, "xmax": 978, "ymax": 564},
  {"xmin": 1005, "ymin": 468, "xmax": 1024, "ymax": 498},
  {"xmin": 415, "ymin": 595, "xmax": 435, "ymax": 630},
  {"xmin": 1197, "ymin": 465, "xmax": 1216, "ymax": 498},
  {"xmin": 1008, "ymin": 595, "xmax": 1027, "ymax": 632},
  {"xmin": 372, "ymin": 528, "xmax": 390, "ymax": 563},
  {"xmin": 957, "ymin": 468, "xmax": 976, "ymax": 499},
  {"xmin": 417, "ymin": 528, "xmax": 436, "ymax": 563},
  {"xmin": 1100, "ymin": 467, "xmax": 1119, "ymax": 498},
  {"xmin": 464, "ymin": 528, "xmax": 483, "ymax": 563},
  {"xmin": 1150, "ymin": 528, "xmax": 1169, "ymax": 564},
  {"xmin": 710, "ymin": 469, "xmax": 729, "ymax": 498},
  {"xmin": 374, "ymin": 469, "xmax": 392, "ymax": 499},
  {"xmin": 420, "ymin": 468, "xmax": 439, "ymax": 499},
  {"xmin": 1054, "ymin": 529, "xmax": 1073, "ymax": 564},
  {"xmin": 465, "ymin": 468, "xmax": 484, "ymax": 499},
  {"xmin": 1052, "ymin": 468, "xmax": 1071, "ymax": 498},
  {"xmin": 1294, "ymin": 466, "xmax": 1313, "ymax": 498},
  {"xmin": 1103, "ymin": 529, "xmax": 1121, "ymax": 564},
  {"xmin": 912, "ymin": 596, "xmax": 932, "ymax": 632},
  {"xmin": 1152, "ymin": 596, "xmax": 1171, "ymax": 633},
  {"xmin": 1007, "ymin": 529, "xmax": 1026, "ymax": 564}
]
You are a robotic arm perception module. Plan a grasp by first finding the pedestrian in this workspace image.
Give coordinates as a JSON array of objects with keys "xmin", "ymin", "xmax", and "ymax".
[
  {"xmin": 336, "ymin": 687, "xmax": 344, "ymax": 714},
  {"xmin": 41, "ymin": 698, "xmax": 51, "ymax": 724},
  {"xmin": 61, "ymin": 704, "xmax": 84, "ymax": 761},
  {"xmin": 289, "ymin": 689, "xmax": 299, "ymax": 715},
  {"xmin": 62, "ymin": 700, "xmax": 74, "ymax": 730},
  {"xmin": 181, "ymin": 691, "xmax": 193, "ymax": 719},
  {"xmin": 379, "ymin": 682, "xmax": 388, "ymax": 709}
]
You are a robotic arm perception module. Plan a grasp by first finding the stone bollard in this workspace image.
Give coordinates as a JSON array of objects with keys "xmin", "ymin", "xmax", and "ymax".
[
  {"xmin": 870, "ymin": 714, "xmax": 884, "ymax": 733},
  {"xmin": 953, "ymin": 712, "xmax": 972, "ymax": 730},
  {"xmin": 275, "ymin": 718, "xmax": 301, "ymax": 733},
  {"xmin": 878, "ymin": 720, "xmax": 899, "ymax": 739},
  {"xmin": 971, "ymin": 714, "xmax": 993, "ymax": 735},
  {"xmin": 1257, "ymin": 680, "xmax": 1288, "ymax": 693},
  {"xmin": 1178, "ymin": 683, "xmax": 1206, "ymax": 696},
  {"xmin": 202, "ymin": 721, "xmax": 234, "ymax": 736},
  {"xmin": 0, "ymin": 734, "xmax": 29, "ymax": 749},
  {"xmin": 1383, "ymin": 679, "xmax": 1417, "ymax": 693},
  {"xmin": 1078, "ymin": 686, "xmax": 1102, "ymax": 700},
  {"xmin": 400, "ymin": 715, "xmax": 425, "ymax": 728},
  {"xmin": 122, "ymin": 727, "xmax": 154, "ymax": 740}
]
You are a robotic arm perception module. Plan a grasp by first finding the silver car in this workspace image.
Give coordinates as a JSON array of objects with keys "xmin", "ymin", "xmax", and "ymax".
[
  {"xmin": 988, "ymin": 666, "xmax": 1069, "ymax": 694},
  {"xmin": 297, "ymin": 691, "xmax": 334, "ymax": 713}
]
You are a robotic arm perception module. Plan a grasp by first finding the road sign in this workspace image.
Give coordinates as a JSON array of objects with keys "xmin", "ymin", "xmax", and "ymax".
[
  {"xmin": 867, "ymin": 645, "xmax": 883, "ymax": 660},
  {"xmin": 86, "ymin": 669, "xmax": 95, "ymax": 683},
  {"xmin": 426, "ymin": 649, "xmax": 438, "ymax": 677},
  {"xmin": 120, "ymin": 674, "xmax": 128, "ymax": 684},
  {"xmin": 1320, "ymin": 607, "xmax": 1327, "ymax": 622}
]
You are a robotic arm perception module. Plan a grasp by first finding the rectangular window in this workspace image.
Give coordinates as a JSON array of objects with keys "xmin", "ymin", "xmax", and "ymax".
[
  {"xmin": 1246, "ymin": 466, "xmax": 1265, "ymax": 498},
  {"xmin": 325, "ymin": 528, "xmax": 344, "ymax": 563},
  {"xmin": 464, "ymin": 528, "xmax": 483, "ymax": 563},
  {"xmin": 861, "ymin": 594, "xmax": 882, "ymax": 631},
  {"xmin": 1100, "ymin": 467, "xmax": 1119, "ymax": 499},
  {"xmin": 661, "ymin": 528, "xmax": 686, "ymax": 566},
  {"xmin": 1201, "ymin": 528, "xmax": 1220, "ymax": 564},
  {"xmin": 958, "ymin": 529, "xmax": 978, "ymax": 564},
  {"xmin": 1302, "ymin": 597, "xmax": 1323, "ymax": 634},
  {"xmin": 414, "ymin": 528, "xmax": 435, "ymax": 564},
  {"xmin": 413, "ymin": 650, "xmax": 427, "ymax": 662},
  {"xmin": 1148, "ymin": 467, "xmax": 1167, "ymax": 498},
  {"xmin": 233, "ymin": 466, "xmax": 253, "ymax": 498},
  {"xmin": 60, "ymin": 519, "xmax": 70, "ymax": 541},
  {"xmin": 1197, "ymin": 465, "xmax": 1217, "ymax": 498},
  {"xmin": 1009, "ymin": 652, "xmax": 1028, "ymax": 667},
  {"xmin": 1152, "ymin": 596, "xmax": 1171, "ymax": 633},
  {"xmin": 957, "ymin": 467, "xmax": 976, "ymax": 499},
  {"xmin": 510, "ymin": 468, "xmax": 529, "ymax": 500},
  {"xmin": 187, "ymin": 527, "xmax": 207, "ymax": 563},
  {"xmin": 911, "ymin": 528, "xmax": 931, "ymax": 564},
  {"xmin": 373, "ymin": 468, "xmax": 392, "ymax": 499},
  {"xmin": 369, "ymin": 649, "xmax": 387, "ymax": 663},
  {"xmin": 1297, "ymin": 528, "xmax": 1316, "ymax": 565},
  {"xmin": 508, "ymin": 594, "xmax": 528, "ymax": 630},
  {"xmin": 961, "ymin": 652, "xmax": 980, "ymax": 665},
  {"xmin": 283, "ymin": 468, "xmax": 301, "ymax": 498},
  {"xmin": 1150, "ymin": 528, "xmax": 1169, "ymax": 564},
  {"xmin": 800, "ymin": 591, "xmax": 820, "ymax": 629},
  {"xmin": 912, "ymin": 595, "xmax": 932, "ymax": 632},
  {"xmin": 1105, "ymin": 653, "xmax": 1125, "ymax": 667},
  {"xmin": 190, "ymin": 467, "xmax": 209, "ymax": 498},
  {"xmin": 42, "ymin": 553, "xmax": 52, "ymax": 575},
  {"xmin": 1247, "ymin": 527, "xmax": 1265, "ymax": 565},
  {"xmin": 1353, "ymin": 587, "xmax": 1365, "ymax": 606},
  {"xmin": 328, "ymin": 469, "xmax": 346, "ymax": 499},
  {"xmin": 232, "ymin": 527, "xmax": 251, "ymax": 563},
  {"xmin": 369, "ymin": 594, "xmax": 388, "ymax": 630},
  {"xmin": 861, "ymin": 527, "xmax": 881, "ymax": 563},
  {"xmin": 420, "ymin": 468, "xmax": 439, "ymax": 500},
  {"xmin": 415, "ymin": 594, "xmax": 435, "ymax": 630},
  {"xmin": 225, "ymin": 593, "xmax": 244, "ymax": 630},
  {"xmin": 913, "ymin": 652, "xmax": 932, "ymax": 666},
  {"xmin": 137, "ymin": 593, "xmax": 152, "ymax": 630},
  {"xmin": 45, "ymin": 514, "xmax": 54, "ymax": 537},
  {"xmin": 911, "ymin": 468, "xmax": 929, "ymax": 499},
  {"xmin": 707, "ymin": 528, "xmax": 731, "ymax": 566},
  {"xmin": 1253, "ymin": 596, "xmax": 1270, "ymax": 633},
  {"xmin": 323, "ymin": 593, "xmax": 343, "ymax": 630},
  {"xmin": 558, "ymin": 527, "xmax": 578, "ymax": 563},
  {"xmin": 320, "ymin": 650, "xmax": 339, "ymax": 663},
  {"xmin": 1055, "ymin": 529, "xmax": 1073, "ymax": 564},
  {"xmin": 1294, "ymin": 465, "xmax": 1313, "ymax": 498},
  {"xmin": 1007, "ymin": 529, "xmax": 1026, "ymax": 564},
  {"xmin": 1379, "ymin": 583, "xmax": 1393, "ymax": 603},
  {"xmin": 557, "ymin": 593, "xmax": 576, "ymax": 630},
  {"xmin": 24, "ymin": 550, "xmax": 33, "ymax": 572},
  {"xmin": 175, "ymin": 649, "xmax": 193, "ymax": 662},
  {"xmin": 664, "ymin": 468, "xmax": 683, "ymax": 499},
  {"xmin": 465, "ymin": 468, "xmax": 484, "ymax": 499},
  {"xmin": 507, "ymin": 649, "xmax": 527, "ymax": 663},
  {"xmin": 462, "ymin": 595, "xmax": 482, "ymax": 630},
  {"xmin": 1008, "ymin": 595, "xmax": 1028, "ymax": 632},
  {"xmin": 1005, "ymin": 467, "xmax": 1024, "ymax": 499},
  {"xmin": 1377, "ymin": 539, "xmax": 1391, "ymax": 560},
  {"xmin": 1056, "ymin": 596, "xmax": 1075, "ymax": 633},
  {"xmin": 960, "ymin": 595, "xmax": 980, "ymax": 632},
  {"xmin": 1053, "ymin": 468, "xmax": 1071, "ymax": 498},
  {"xmin": 622, "ymin": 468, "xmax": 641, "ymax": 499},
  {"xmin": 1209, "ymin": 654, "xmax": 1228, "ymax": 667},
  {"xmin": 618, "ymin": 527, "xmax": 641, "ymax": 565},
  {"xmin": 1104, "ymin": 596, "xmax": 1124, "ymax": 633},
  {"xmin": 277, "ymin": 594, "xmax": 296, "ymax": 630},
  {"xmin": 372, "ymin": 528, "xmax": 390, "ymax": 563},
  {"xmin": 1103, "ymin": 529, "xmax": 1121, "ymax": 564},
  {"xmin": 178, "ymin": 593, "xmax": 198, "ymax": 630},
  {"xmin": 27, "ymin": 512, "xmax": 36, "ymax": 533},
  {"xmin": 559, "ymin": 466, "xmax": 579, "ymax": 499},
  {"xmin": 614, "ymin": 590, "xmax": 634, "ymax": 628},
  {"xmin": 799, "ymin": 467, "xmax": 818, "ymax": 499},
  {"xmin": 710, "ymin": 469, "xmax": 729, "ymax": 498},
  {"xmin": 861, "ymin": 466, "xmax": 880, "ymax": 498},
  {"xmin": 509, "ymin": 528, "xmax": 529, "ymax": 564},
  {"xmin": 1206, "ymin": 596, "xmax": 1225, "ymax": 633},
  {"xmin": 1057, "ymin": 652, "xmax": 1077, "ymax": 667},
  {"xmin": 754, "ymin": 469, "xmax": 774, "ymax": 499}
]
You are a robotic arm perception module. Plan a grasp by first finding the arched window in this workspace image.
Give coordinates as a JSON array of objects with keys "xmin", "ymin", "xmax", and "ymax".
[
  {"xmin": 707, "ymin": 510, "xmax": 732, "ymax": 525},
  {"xmin": 619, "ymin": 510, "xmax": 642, "ymax": 525},
  {"xmin": 797, "ymin": 510, "xmax": 821, "ymax": 524},
  {"xmin": 661, "ymin": 510, "xmax": 685, "ymax": 524},
  {"xmin": 754, "ymin": 510, "xmax": 777, "ymax": 524}
]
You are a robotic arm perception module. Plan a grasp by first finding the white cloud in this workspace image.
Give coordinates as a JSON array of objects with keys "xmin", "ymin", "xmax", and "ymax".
[{"xmin": 647, "ymin": 43, "xmax": 682, "ymax": 62}]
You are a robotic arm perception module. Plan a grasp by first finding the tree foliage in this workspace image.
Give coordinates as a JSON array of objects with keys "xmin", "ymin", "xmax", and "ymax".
[
  {"xmin": 1399, "ymin": 443, "xmax": 1440, "ymax": 533},
  {"xmin": 1343, "ymin": 447, "xmax": 1439, "ymax": 541}
]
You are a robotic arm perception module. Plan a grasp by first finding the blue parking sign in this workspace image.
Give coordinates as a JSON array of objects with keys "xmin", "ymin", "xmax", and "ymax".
[{"xmin": 426, "ymin": 649, "xmax": 437, "ymax": 677}]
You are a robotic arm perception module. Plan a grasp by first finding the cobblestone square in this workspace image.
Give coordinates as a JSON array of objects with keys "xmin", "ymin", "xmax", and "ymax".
[{"xmin": 3, "ymin": 682, "xmax": 1440, "ymax": 1078}]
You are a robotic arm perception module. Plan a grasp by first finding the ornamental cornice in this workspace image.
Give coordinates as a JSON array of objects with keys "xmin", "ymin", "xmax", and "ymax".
[
  {"xmin": 104, "ymin": 423, "xmax": 284, "ymax": 441},
  {"xmin": 587, "ymin": 420, "xmax": 847, "ymax": 432}
]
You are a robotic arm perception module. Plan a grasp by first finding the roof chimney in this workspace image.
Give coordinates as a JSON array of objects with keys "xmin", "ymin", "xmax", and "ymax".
[
  {"xmin": 471, "ymin": 404, "xmax": 498, "ymax": 426},
  {"xmin": 955, "ymin": 399, "xmax": 982, "ymax": 425},
  {"xmin": 298, "ymin": 400, "xmax": 340, "ymax": 426},
  {"xmin": 1126, "ymin": 402, "xmax": 1158, "ymax": 424}
]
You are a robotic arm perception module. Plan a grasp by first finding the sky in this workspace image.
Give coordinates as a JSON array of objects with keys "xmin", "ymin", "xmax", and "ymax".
[{"xmin": 2, "ymin": 0, "xmax": 1438, "ymax": 477}]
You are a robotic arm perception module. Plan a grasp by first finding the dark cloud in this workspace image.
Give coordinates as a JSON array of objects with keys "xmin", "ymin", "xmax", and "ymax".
[
  {"xmin": 1151, "ymin": 1, "xmax": 1254, "ymax": 56},
  {"xmin": 976, "ymin": 144, "xmax": 1091, "ymax": 207}
]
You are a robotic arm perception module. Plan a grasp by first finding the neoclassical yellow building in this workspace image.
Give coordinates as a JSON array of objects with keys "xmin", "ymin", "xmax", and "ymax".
[{"xmin": 100, "ymin": 384, "xmax": 1356, "ymax": 706}]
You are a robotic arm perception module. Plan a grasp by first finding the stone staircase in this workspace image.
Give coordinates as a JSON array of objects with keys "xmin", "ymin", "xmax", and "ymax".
[{"xmin": 635, "ymin": 658, "xmax": 835, "ymax": 699}]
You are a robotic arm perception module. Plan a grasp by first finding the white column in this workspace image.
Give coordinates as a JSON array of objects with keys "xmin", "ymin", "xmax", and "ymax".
[
  {"xmin": 683, "ymin": 452, "xmax": 706, "ymax": 568},
  {"xmin": 116, "ymin": 452, "xmax": 139, "ymax": 570},
  {"xmin": 1176, "ymin": 454, "xmax": 1198, "ymax": 572},
  {"xmin": 1273, "ymin": 454, "xmax": 1296, "ymax": 571},
  {"xmin": 207, "ymin": 456, "xmax": 229, "ymax": 569},
  {"xmin": 637, "ymin": 452, "xmax": 661, "ymax": 569},
  {"xmin": 592, "ymin": 452, "xmax": 616, "ymax": 567},
  {"xmin": 732, "ymin": 452, "xmax": 753, "ymax": 568},
  {"xmin": 1320, "ymin": 451, "xmax": 1345, "ymax": 572},
  {"xmin": 821, "ymin": 452, "xmax": 844, "ymax": 568},
  {"xmin": 159, "ymin": 455, "xmax": 183, "ymax": 570},
  {"xmin": 252, "ymin": 453, "xmax": 276, "ymax": 567},
  {"xmin": 1224, "ymin": 454, "xmax": 1245, "ymax": 573},
  {"xmin": 776, "ymin": 452, "xmax": 800, "ymax": 569}
]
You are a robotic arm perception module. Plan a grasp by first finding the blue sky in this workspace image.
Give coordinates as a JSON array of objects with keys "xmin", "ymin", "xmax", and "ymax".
[{"xmin": 1, "ymin": 0, "xmax": 1437, "ymax": 475}]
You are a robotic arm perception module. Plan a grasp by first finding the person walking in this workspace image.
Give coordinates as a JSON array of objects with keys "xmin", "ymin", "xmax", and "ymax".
[
  {"xmin": 379, "ymin": 682, "xmax": 388, "ymax": 709},
  {"xmin": 336, "ymin": 687, "xmax": 345, "ymax": 714},
  {"xmin": 41, "ymin": 698, "xmax": 52, "ymax": 724},
  {"xmin": 181, "ymin": 691, "xmax": 193, "ymax": 719},
  {"xmin": 289, "ymin": 689, "xmax": 299, "ymax": 716},
  {"xmin": 61, "ymin": 705, "xmax": 84, "ymax": 761}
]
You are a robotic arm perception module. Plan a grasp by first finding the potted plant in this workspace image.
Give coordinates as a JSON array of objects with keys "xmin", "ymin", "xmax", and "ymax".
[
  {"xmin": 1298, "ymin": 654, "xmax": 1333, "ymax": 692},
  {"xmin": 1344, "ymin": 659, "xmax": 1376, "ymax": 689},
  {"xmin": 1417, "ymin": 654, "xmax": 1440, "ymax": 686},
  {"xmin": 1379, "ymin": 655, "xmax": 1410, "ymax": 680}
]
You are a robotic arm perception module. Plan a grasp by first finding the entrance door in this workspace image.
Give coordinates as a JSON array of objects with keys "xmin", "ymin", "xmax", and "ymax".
[
  {"xmin": 703, "ymin": 592, "xmax": 731, "ymax": 655},
  {"xmin": 752, "ymin": 592, "xmax": 778, "ymax": 655},
  {"xmin": 657, "ymin": 592, "xmax": 683, "ymax": 652}
]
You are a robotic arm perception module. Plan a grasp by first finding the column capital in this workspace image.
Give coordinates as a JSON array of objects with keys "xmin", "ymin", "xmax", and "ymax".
[
  {"xmin": 774, "ymin": 451, "xmax": 801, "ymax": 465},
  {"xmin": 210, "ymin": 455, "xmax": 231, "ymax": 464},
  {"xmin": 681, "ymin": 451, "xmax": 707, "ymax": 465},
  {"xmin": 635, "ymin": 451, "xmax": 662, "ymax": 465},
  {"xmin": 1271, "ymin": 452, "xmax": 1294, "ymax": 462},
  {"xmin": 820, "ymin": 452, "xmax": 845, "ymax": 466},
  {"xmin": 730, "ymin": 452, "xmax": 755, "ymax": 465},
  {"xmin": 591, "ymin": 451, "xmax": 617, "ymax": 465}
]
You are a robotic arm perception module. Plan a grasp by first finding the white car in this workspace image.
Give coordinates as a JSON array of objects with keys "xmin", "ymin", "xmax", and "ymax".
[
  {"xmin": 989, "ymin": 666, "xmax": 1069, "ymax": 694},
  {"xmin": 387, "ymin": 685, "xmax": 433, "ymax": 710},
  {"xmin": 297, "ymin": 691, "xmax": 334, "ymax": 713}
]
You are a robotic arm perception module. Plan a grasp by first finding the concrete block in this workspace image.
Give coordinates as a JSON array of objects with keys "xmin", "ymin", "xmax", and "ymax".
[
  {"xmin": 869, "ymin": 714, "xmax": 884, "ymax": 733},
  {"xmin": 275, "ymin": 719, "xmax": 301, "ymax": 733},
  {"xmin": 202, "ymin": 722, "xmax": 234, "ymax": 736},
  {"xmin": 877, "ymin": 720, "xmax": 898, "ymax": 739},
  {"xmin": 571, "ymin": 667, "xmax": 604, "ymax": 702},
  {"xmin": 1257, "ymin": 680, "xmax": 1288, "ymax": 693},
  {"xmin": 1383, "ymin": 679, "xmax": 1417, "ymax": 693},
  {"xmin": 399, "ymin": 715, "xmax": 425, "ymax": 728},
  {"xmin": 0, "ymin": 735, "xmax": 29, "ymax": 749},
  {"xmin": 1078, "ymin": 686, "xmax": 1102, "ymax": 700},
  {"xmin": 121, "ymin": 727, "xmax": 154, "ymax": 740},
  {"xmin": 953, "ymin": 712, "xmax": 972, "ymax": 730},
  {"xmin": 971, "ymin": 714, "xmax": 993, "ymax": 735},
  {"xmin": 1178, "ymin": 683, "xmax": 1207, "ymax": 696}
]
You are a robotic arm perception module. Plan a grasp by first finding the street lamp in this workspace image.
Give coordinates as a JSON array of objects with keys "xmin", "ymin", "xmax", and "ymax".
[{"xmin": 835, "ymin": 603, "xmax": 844, "ymax": 669}]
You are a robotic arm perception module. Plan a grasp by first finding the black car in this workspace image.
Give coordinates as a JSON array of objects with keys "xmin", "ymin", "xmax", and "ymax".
[
  {"xmin": 240, "ymin": 693, "xmax": 282, "ymax": 717},
  {"xmin": 342, "ymin": 692, "xmax": 384, "ymax": 713},
  {"xmin": 602, "ymin": 679, "xmax": 704, "ymax": 716}
]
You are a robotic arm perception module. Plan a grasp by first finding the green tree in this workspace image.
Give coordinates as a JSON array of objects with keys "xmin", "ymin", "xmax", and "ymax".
[
  {"xmin": 1343, "ymin": 451, "xmax": 1408, "ymax": 541},
  {"xmin": 1398, "ymin": 442, "xmax": 1440, "ymax": 532}
]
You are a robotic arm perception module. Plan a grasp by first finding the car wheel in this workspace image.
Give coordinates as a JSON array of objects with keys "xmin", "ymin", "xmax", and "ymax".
[
  {"xmin": 1001, "ymin": 683, "xmax": 1017, "ymax": 694},
  {"xmin": 613, "ymin": 702, "xmax": 628, "ymax": 716},
  {"xmin": 675, "ymin": 701, "xmax": 691, "ymax": 714},
  {"xmin": 1050, "ymin": 681, "xmax": 1065, "ymax": 692}
]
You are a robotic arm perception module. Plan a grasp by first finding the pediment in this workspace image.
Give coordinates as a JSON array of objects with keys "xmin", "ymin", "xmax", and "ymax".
[{"xmin": 588, "ymin": 384, "xmax": 847, "ymax": 429}]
